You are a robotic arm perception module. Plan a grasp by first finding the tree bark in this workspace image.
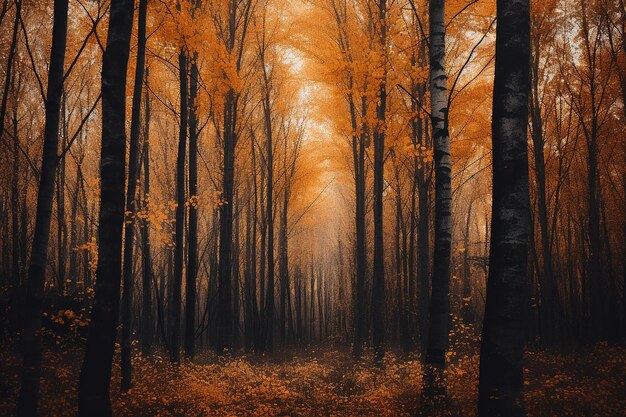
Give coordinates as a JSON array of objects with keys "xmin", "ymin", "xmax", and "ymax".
[
  {"xmin": 18, "ymin": 1, "xmax": 69, "ymax": 415},
  {"xmin": 0, "ymin": 0, "xmax": 20, "ymax": 139},
  {"xmin": 140, "ymin": 69, "xmax": 153, "ymax": 355},
  {"xmin": 78, "ymin": 0, "xmax": 134, "ymax": 415},
  {"xmin": 478, "ymin": 0, "xmax": 530, "ymax": 414},
  {"xmin": 170, "ymin": 50, "xmax": 188, "ymax": 363},
  {"xmin": 121, "ymin": 0, "xmax": 147, "ymax": 390},
  {"xmin": 371, "ymin": 0, "xmax": 387, "ymax": 365},
  {"xmin": 185, "ymin": 53, "xmax": 199, "ymax": 359},
  {"xmin": 426, "ymin": 0, "xmax": 452, "ymax": 369}
]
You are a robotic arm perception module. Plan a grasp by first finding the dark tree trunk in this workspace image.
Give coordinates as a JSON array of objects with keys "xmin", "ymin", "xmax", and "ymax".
[
  {"xmin": 233, "ymin": 190, "xmax": 241, "ymax": 350},
  {"xmin": 170, "ymin": 50, "xmax": 188, "ymax": 363},
  {"xmin": 11, "ymin": 107, "xmax": 20, "ymax": 289},
  {"xmin": 462, "ymin": 201, "xmax": 474, "ymax": 324},
  {"xmin": 78, "ymin": 0, "xmax": 134, "ymax": 415},
  {"xmin": 140, "ymin": 69, "xmax": 153, "ymax": 355},
  {"xmin": 478, "ymin": 0, "xmax": 530, "ymax": 414},
  {"xmin": 417, "ymin": 118, "xmax": 430, "ymax": 354},
  {"xmin": 258, "ymin": 38, "xmax": 275, "ymax": 352},
  {"xmin": 121, "ymin": 0, "xmax": 147, "ymax": 390},
  {"xmin": 56, "ymin": 92, "xmax": 68, "ymax": 295},
  {"xmin": 217, "ymin": 0, "xmax": 239, "ymax": 354},
  {"xmin": 278, "ymin": 158, "xmax": 291, "ymax": 346},
  {"xmin": 18, "ymin": 1, "xmax": 69, "ymax": 415},
  {"xmin": 352, "ymin": 92, "xmax": 367, "ymax": 357},
  {"xmin": 185, "ymin": 54, "xmax": 199, "ymax": 359},
  {"xmin": 218, "ymin": 84, "xmax": 235, "ymax": 352},
  {"xmin": 69, "ymin": 154, "xmax": 82, "ymax": 286},
  {"xmin": 529, "ymin": 29, "xmax": 558, "ymax": 344},
  {"xmin": 371, "ymin": 0, "xmax": 387, "ymax": 365},
  {"xmin": 244, "ymin": 181, "xmax": 254, "ymax": 351},
  {"xmin": 0, "ymin": 0, "xmax": 20, "ymax": 139}
]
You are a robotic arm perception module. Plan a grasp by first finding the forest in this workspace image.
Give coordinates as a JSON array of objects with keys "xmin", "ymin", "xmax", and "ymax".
[{"xmin": 0, "ymin": 0, "xmax": 624, "ymax": 416}]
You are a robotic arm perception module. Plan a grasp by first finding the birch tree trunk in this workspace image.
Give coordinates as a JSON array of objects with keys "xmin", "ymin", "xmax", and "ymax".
[{"xmin": 426, "ymin": 0, "xmax": 452, "ymax": 369}]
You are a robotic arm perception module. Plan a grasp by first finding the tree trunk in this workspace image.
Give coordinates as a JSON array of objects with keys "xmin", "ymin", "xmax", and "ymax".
[
  {"xmin": 478, "ymin": 0, "xmax": 530, "ymax": 414},
  {"xmin": 426, "ymin": 0, "xmax": 452, "ymax": 369},
  {"xmin": 170, "ymin": 50, "xmax": 188, "ymax": 363},
  {"xmin": 0, "ymin": 0, "xmax": 20, "ymax": 139},
  {"xmin": 78, "ymin": 0, "xmax": 134, "ymax": 415},
  {"xmin": 121, "ymin": 0, "xmax": 147, "ymax": 390},
  {"xmin": 462, "ymin": 201, "xmax": 474, "ymax": 324},
  {"xmin": 57, "ymin": 91, "xmax": 68, "ymax": 295},
  {"xmin": 140, "ymin": 69, "xmax": 153, "ymax": 355},
  {"xmin": 18, "ymin": 1, "xmax": 69, "ymax": 414},
  {"xmin": 185, "ymin": 54, "xmax": 199, "ymax": 359},
  {"xmin": 371, "ymin": 0, "xmax": 387, "ymax": 365},
  {"xmin": 279, "ymin": 178, "xmax": 289, "ymax": 345}
]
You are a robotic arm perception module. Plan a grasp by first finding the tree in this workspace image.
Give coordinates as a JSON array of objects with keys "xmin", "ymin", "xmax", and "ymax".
[
  {"xmin": 426, "ymin": 0, "xmax": 452, "ymax": 370},
  {"xmin": 140, "ymin": 69, "xmax": 154, "ymax": 355},
  {"xmin": 185, "ymin": 50, "xmax": 199, "ymax": 359},
  {"xmin": 78, "ymin": 0, "xmax": 134, "ymax": 414},
  {"xmin": 170, "ymin": 49, "xmax": 188, "ymax": 363},
  {"xmin": 371, "ymin": 0, "xmax": 387, "ymax": 366},
  {"xmin": 18, "ymin": 0, "xmax": 69, "ymax": 415},
  {"xmin": 478, "ymin": 0, "xmax": 531, "ymax": 415},
  {"xmin": 121, "ymin": 0, "xmax": 148, "ymax": 391}
]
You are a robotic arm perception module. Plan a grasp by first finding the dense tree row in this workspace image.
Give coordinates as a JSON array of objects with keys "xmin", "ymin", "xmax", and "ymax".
[{"xmin": 0, "ymin": 0, "xmax": 623, "ymax": 416}]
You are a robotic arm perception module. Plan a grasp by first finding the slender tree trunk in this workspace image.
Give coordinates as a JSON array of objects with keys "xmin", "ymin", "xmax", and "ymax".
[
  {"xmin": 170, "ymin": 50, "xmax": 188, "ymax": 363},
  {"xmin": 121, "ymin": 0, "xmax": 147, "ymax": 390},
  {"xmin": 219, "ymin": 83, "xmax": 235, "ymax": 352},
  {"xmin": 462, "ymin": 201, "xmax": 474, "ymax": 324},
  {"xmin": 0, "ymin": 0, "xmax": 20, "ymax": 139},
  {"xmin": 372, "ymin": 0, "xmax": 387, "ymax": 365},
  {"xmin": 78, "ymin": 0, "xmax": 134, "ymax": 415},
  {"xmin": 279, "ymin": 181, "xmax": 289, "ymax": 345},
  {"xmin": 260, "ymin": 43, "xmax": 275, "ymax": 352},
  {"xmin": 141, "ymin": 69, "xmax": 153, "ymax": 355},
  {"xmin": 185, "ymin": 54, "xmax": 199, "ymax": 359},
  {"xmin": 478, "ymin": 0, "xmax": 530, "ymax": 414},
  {"xmin": 244, "ymin": 182, "xmax": 254, "ymax": 351},
  {"xmin": 426, "ymin": 0, "xmax": 452, "ymax": 369},
  {"xmin": 57, "ymin": 91, "xmax": 68, "ymax": 295},
  {"xmin": 18, "ymin": 1, "xmax": 69, "ymax": 415},
  {"xmin": 11, "ymin": 107, "xmax": 20, "ymax": 289},
  {"xmin": 69, "ymin": 158, "xmax": 81, "ymax": 285},
  {"xmin": 529, "ymin": 31, "xmax": 558, "ymax": 344},
  {"xmin": 417, "ymin": 117, "xmax": 430, "ymax": 354},
  {"xmin": 351, "ymin": 91, "xmax": 367, "ymax": 357},
  {"xmin": 217, "ymin": 0, "xmax": 239, "ymax": 354},
  {"xmin": 233, "ymin": 190, "xmax": 241, "ymax": 350}
]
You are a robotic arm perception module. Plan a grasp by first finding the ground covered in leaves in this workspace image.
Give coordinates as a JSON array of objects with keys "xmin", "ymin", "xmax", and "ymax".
[{"xmin": 1, "ymin": 342, "xmax": 625, "ymax": 416}]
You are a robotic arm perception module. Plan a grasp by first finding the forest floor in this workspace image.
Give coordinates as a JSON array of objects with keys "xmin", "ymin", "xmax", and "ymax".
[{"xmin": 1, "ymin": 341, "xmax": 625, "ymax": 416}]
